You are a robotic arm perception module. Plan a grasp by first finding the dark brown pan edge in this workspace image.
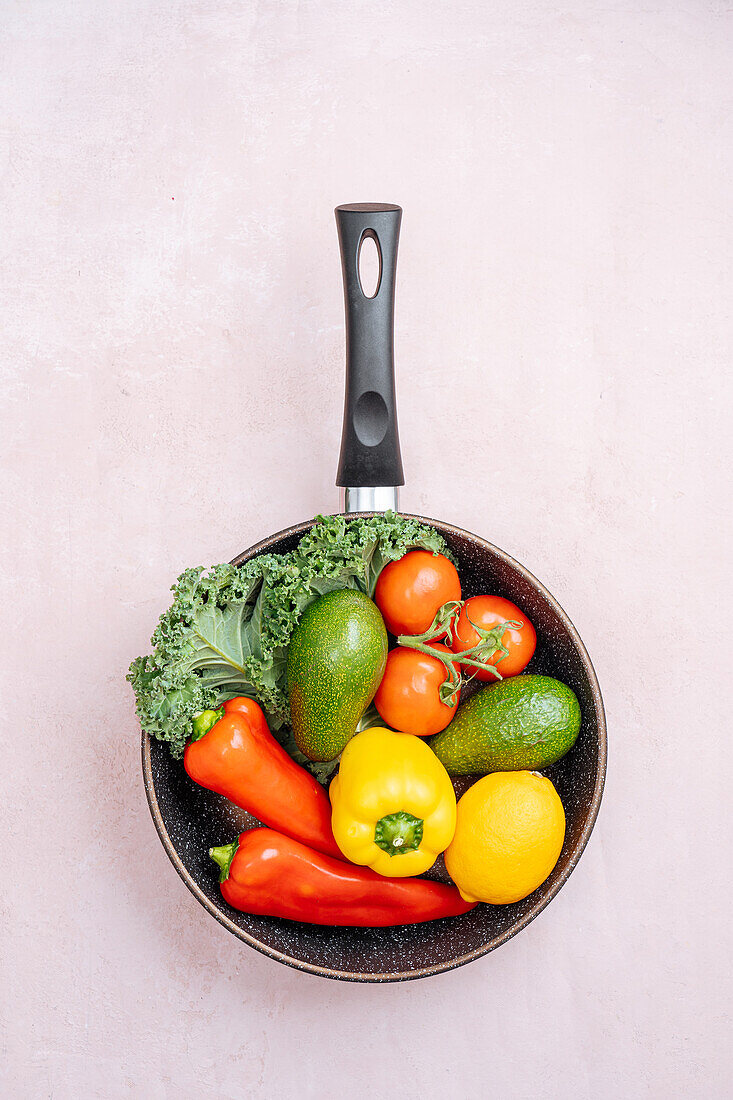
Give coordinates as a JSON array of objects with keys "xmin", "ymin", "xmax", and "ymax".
[{"xmin": 141, "ymin": 512, "xmax": 607, "ymax": 983}]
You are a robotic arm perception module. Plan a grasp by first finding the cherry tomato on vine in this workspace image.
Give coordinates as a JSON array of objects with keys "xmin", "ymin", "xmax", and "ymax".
[
  {"xmin": 375, "ymin": 551, "xmax": 461, "ymax": 636},
  {"xmin": 451, "ymin": 595, "xmax": 536, "ymax": 680},
  {"xmin": 374, "ymin": 643, "xmax": 458, "ymax": 737}
]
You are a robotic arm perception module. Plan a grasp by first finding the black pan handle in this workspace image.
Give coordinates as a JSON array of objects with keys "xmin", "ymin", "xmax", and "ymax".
[{"xmin": 335, "ymin": 203, "xmax": 405, "ymax": 491}]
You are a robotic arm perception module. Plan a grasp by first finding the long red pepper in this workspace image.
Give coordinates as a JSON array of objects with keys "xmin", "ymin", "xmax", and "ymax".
[
  {"xmin": 184, "ymin": 697, "xmax": 341, "ymax": 859},
  {"xmin": 210, "ymin": 828, "xmax": 477, "ymax": 927}
]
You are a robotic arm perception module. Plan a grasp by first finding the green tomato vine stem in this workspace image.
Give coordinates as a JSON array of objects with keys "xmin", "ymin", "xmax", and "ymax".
[{"xmin": 396, "ymin": 602, "xmax": 524, "ymax": 707}]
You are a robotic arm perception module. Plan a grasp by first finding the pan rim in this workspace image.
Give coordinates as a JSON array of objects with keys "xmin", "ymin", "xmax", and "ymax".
[{"xmin": 141, "ymin": 511, "xmax": 607, "ymax": 982}]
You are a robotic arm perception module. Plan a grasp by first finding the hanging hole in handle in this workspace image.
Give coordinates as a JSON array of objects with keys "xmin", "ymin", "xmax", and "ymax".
[{"xmin": 357, "ymin": 230, "xmax": 382, "ymax": 298}]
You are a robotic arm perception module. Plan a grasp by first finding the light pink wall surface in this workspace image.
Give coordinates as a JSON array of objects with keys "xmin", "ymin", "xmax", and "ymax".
[{"xmin": 2, "ymin": 2, "xmax": 731, "ymax": 1097}]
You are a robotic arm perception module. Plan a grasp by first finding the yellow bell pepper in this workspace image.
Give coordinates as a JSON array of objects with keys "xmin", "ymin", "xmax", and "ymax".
[{"xmin": 329, "ymin": 726, "xmax": 457, "ymax": 877}]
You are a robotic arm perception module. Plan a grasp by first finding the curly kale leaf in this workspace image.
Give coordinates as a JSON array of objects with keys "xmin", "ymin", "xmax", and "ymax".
[
  {"xmin": 296, "ymin": 512, "xmax": 454, "ymax": 596},
  {"xmin": 127, "ymin": 512, "xmax": 453, "ymax": 770},
  {"xmin": 128, "ymin": 563, "xmax": 291, "ymax": 759}
]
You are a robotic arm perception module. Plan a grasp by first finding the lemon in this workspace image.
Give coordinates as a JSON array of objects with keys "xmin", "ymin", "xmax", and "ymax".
[{"xmin": 444, "ymin": 771, "xmax": 565, "ymax": 904}]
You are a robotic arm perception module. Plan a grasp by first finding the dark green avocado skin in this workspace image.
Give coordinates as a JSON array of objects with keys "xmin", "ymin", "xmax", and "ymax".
[
  {"xmin": 287, "ymin": 589, "xmax": 388, "ymax": 762},
  {"xmin": 429, "ymin": 674, "xmax": 581, "ymax": 775}
]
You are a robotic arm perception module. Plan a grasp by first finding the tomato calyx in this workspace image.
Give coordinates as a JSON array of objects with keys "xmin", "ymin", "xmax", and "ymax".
[
  {"xmin": 462, "ymin": 606, "xmax": 524, "ymax": 669},
  {"xmin": 396, "ymin": 603, "xmax": 523, "ymax": 707}
]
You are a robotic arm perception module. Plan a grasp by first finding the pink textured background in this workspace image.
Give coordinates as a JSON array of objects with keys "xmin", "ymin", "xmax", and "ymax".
[{"xmin": 2, "ymin": 2, "xmax": 731, "ymax": 1097}]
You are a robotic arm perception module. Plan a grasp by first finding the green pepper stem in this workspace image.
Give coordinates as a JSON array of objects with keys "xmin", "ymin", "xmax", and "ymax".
[
  {"xmin": 374, "ymin": 811, "xmax": 424, "ymax": 856},
  {"xmin": 190, "ymin": 706, "xmax": 225, "ymax": 743},
  {"xmin": 209, "ymin": 841, "xmax": 239, "ymax": 883}
]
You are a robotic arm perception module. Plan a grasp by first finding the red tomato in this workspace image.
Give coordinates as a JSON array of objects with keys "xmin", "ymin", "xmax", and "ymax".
[
  {"xmin": 375, "ymin": 551, "xmax": 461, "ymax": 636},
  {"xmin": 374, "ymin": 644, "xmax": 458, "ymax": 737},
  {"xmin": 451, "ymin": 595, "xmax": 536, "ymax": 680}
]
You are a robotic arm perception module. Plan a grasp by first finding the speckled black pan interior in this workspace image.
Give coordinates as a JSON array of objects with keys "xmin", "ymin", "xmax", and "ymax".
[{"xmin": 142, "ymin": 513, "xmax": 606, "ymax": 982}]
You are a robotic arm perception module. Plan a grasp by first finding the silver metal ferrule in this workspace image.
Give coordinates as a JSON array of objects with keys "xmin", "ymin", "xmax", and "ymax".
[{"xmin": 340, "ymin": 486, "xmax": 400, "ymax": 514}]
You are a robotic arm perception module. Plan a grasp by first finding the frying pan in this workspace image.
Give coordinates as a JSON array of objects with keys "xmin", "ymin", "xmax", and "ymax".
[{"xmin": 142, "ymin": 203, "xmax": 606, "ymax": 982}]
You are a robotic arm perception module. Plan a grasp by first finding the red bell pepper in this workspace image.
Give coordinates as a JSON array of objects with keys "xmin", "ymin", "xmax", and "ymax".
[
  {"xmin": 184, "ymin": 697, "xmax": 341, "ymax": 859},
  {"xmin": 209, "ymin": 828, "xmax": 477, "ymax": 927}
]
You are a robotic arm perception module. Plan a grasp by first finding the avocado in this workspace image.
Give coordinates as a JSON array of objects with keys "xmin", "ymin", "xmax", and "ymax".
[
  {"xmin": 429, "ymin": 674, "xmax": 581, "ymax": 775},
  {"xmin": 287, "ymin": 588, "xmax": 388, "ymax": 762}
]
